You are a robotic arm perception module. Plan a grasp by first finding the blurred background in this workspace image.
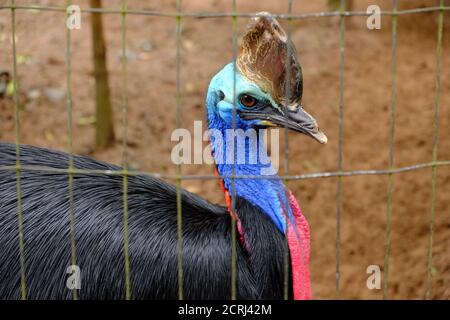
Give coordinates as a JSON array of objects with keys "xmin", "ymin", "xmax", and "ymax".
[{"xmin": 0, "ymin": 0, "xmax": 449, "ymax": 299}]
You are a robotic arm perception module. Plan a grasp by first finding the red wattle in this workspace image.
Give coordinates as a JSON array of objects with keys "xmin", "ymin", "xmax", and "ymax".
[
  {"xmin": 287, "ymin": 190, "xmax": 312, "ymax": 300},
  {"xmin": 214, "ymin": 163, "xmax": 311, "ymax": 299},
  {"xmin": 214, "ymin": 166, "xmax": 250, "ymax": 252}
]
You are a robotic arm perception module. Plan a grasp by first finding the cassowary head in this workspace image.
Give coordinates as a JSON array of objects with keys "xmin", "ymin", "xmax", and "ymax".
[{"xmin": 207, "ymin": 12, "xmax": 327, "ymax": 144}]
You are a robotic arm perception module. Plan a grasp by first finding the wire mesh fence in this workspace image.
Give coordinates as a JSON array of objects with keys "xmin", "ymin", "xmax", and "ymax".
[{"xmin": 0, "ymin": 0, "xmax": 448, "ymax": 300}]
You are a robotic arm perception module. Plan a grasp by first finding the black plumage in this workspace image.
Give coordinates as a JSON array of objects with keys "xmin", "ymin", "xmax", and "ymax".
[{"xmin": 0, "ymin": 142, "xmax": 291, "ymax": 299}]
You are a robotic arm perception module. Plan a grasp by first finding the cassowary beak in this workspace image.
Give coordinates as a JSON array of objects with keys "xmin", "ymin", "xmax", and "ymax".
[
  {"xmin": 270, "ymin": 105, "xmax": 327, "ymax": 144},
  {"xmin": 236, "ymin": 12, "xmax": 327, "ymax": 144},
  {"xmin": 239, "ymin": 103, "xmax": 328, "ymax": 144}
]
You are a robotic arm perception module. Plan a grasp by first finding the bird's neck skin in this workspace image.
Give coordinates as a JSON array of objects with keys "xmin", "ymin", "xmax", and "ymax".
[
  {"xmin": 206, "ymin": 91, "xmax": 290, "ymax": 234},
  {"xmin": 205, "ymin": 64, "xmax": 312, "ymax": 299}
]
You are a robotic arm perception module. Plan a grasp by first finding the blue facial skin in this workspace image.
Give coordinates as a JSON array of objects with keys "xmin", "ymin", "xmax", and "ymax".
[{"xmin": 206, "ymin": 62, "xmax": 296, "ymax": 234}]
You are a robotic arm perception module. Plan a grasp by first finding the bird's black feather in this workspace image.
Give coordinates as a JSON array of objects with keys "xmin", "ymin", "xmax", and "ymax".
[{"xmin": 0, "ymin": 142, "xmax": 291, "ymax": 299}]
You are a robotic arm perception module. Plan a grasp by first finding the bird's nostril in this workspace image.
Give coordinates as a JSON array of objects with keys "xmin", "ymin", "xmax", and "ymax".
[
  {"xmin": 305, "ymin": 122, "xmax": 315, "ymax": 130},
  {"xmin": 218, "ymin": 90, "xmax": 225, "ymax": 101}
]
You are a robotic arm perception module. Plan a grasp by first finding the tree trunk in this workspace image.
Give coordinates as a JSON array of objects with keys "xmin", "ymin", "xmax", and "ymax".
[{"xmin": 90, "ymin": 0, "xmax": 114, "ymax": 149}]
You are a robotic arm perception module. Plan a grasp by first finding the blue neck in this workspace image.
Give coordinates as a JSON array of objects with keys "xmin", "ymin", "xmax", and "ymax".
[{"xmin": 206, "ymin": 76, "xmax": 292, "ymax": 233}]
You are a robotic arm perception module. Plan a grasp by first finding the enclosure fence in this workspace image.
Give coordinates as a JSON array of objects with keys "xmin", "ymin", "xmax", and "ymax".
[{"xmin": 0, "ymin": 0, "xmax": 448, "ymax": 300}]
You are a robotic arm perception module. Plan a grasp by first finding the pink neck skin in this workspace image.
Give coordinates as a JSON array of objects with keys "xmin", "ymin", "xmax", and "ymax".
[
  {"xmin": 287, "ymin": 190, "xmax": 312, "ymax": 300},
  {"xmin": 217, "ymin": 165, "xmax": 312, "ymax": 299}
]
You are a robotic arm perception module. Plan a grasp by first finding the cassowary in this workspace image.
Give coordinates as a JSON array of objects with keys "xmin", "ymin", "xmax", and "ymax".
[{"xmin": 0, "ymin": 14, "xmax": 327, "ymax": 299}]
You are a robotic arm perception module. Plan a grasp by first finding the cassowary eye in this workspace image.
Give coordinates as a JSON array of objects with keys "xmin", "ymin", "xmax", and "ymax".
[{"xmin": 239, "ymin": 94, "xmax": 257, "ymax": 108}]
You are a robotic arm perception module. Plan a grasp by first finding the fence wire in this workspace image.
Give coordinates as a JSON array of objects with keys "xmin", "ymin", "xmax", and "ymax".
[
  {"xmin": 426, "ymin": 0, "xmax": 445, "ymax": 301},
  {"xmin": 383, "ymin": 0, "xmax": 398, "ymax": 300},
  {"xmin": 1, "ymin": 5, "xmax": 450, "ymax": 17},
  {"xmin": 175, "ymin": 0, "xmax": 183, "ymax": 301},
  {"xmin": 119, "ymin": 0, "xmax": 131, "ymax": 300},
  {"xmin": 9, "ymin": 0, "xmax": 26, "ymax": 301},
  {"xmin": 1, "ymin": 1, "xmax": 447, "ymax": 300},
  {"xmin": 283, "ymin": 0, "xmax": 294, "ymax": 301},
  {"xmin": 230, "ymin": 0, "xmax": 238, "ymax": 301},
  {"xmin": 64, "ymin": 0, "xmax": 77, "ymax": 301},
  {"xmin": 335, "ymin": 0, "xmax": 346, "ymax": 299}
]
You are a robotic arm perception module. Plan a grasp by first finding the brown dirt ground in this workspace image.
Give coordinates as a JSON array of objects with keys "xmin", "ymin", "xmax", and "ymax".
[{"xmin": 0, "ymin": 0, "xmax": 449, "ymax": 299}]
